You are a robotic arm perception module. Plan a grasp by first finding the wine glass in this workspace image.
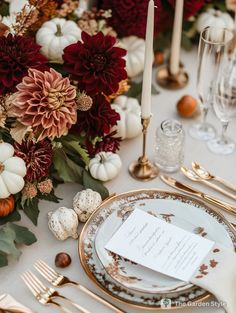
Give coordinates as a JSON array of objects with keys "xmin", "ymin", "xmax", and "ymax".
[
  {"xmin": 189, "ymin": 26, "xmax": 234, "ymax": 141},
  {"xmin": 207, "ymin": 52, "xmax": 236, "ymax": 155}
]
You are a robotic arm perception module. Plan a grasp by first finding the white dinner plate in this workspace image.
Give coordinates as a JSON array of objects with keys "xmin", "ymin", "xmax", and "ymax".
[{"xmin": 79, "ymin": 189, "xmax": 236, "ymax": 310}]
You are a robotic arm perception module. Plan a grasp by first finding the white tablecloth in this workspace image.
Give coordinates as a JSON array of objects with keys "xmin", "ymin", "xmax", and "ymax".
[{"xmin": 1, "ymin": 48, "xmax": 236, "ymax": 313}]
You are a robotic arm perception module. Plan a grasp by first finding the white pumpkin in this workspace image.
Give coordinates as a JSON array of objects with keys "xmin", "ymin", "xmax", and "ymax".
[
  {"xmin": 73, "ymin": 189, "xmax": 102, "ymax": 222},
  {"xmin": 36, "ymin": 18, "xmax": 81, "ymax": 63},
  {"xmin": 120, "ymin": 36, "xmax": 146, "ymax": 78},
  {"xmin": 0, "ymin": 141, "xmax": 26, "ymax": 199},
  {"xmin": 111, "ymin": 96, "xmax": 142, "ymax": 139},
  {"xmin": 48, "ymin": 207, "xmax": 79, "ymax": 240},
  {"xmin": 197, "ymin": 9, "xmax": 234, "ymax": 33},
  {"xmin": 89, "ymin": 152, "xmax": 122, "ymax": 182}
]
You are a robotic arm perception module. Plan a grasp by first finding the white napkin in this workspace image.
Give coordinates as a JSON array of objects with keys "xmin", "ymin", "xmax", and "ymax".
[
  {"xmin": 0, "ymin": 294, "xmax": 35, "ymax": 313},
  {"xmin": 190, "ymin": 244, "xmax": 236, "ymax": 313}
]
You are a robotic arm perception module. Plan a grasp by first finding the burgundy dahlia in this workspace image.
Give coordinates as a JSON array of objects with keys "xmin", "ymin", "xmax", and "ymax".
[
  {"xmin": 72, "ymin": 94, "xmax": 120, "ymax": 137},
  {"xmin": 14, "ymin": 140, "xmax": 53, "ymax": 182},
  {"xmin": 101, "ymin": 0, "xmax": 162, "ymax": 38},
  {"xmin": 0, "ymin": 34, "xmax": 48, "ymax": 95},
  {"xmin": 168, "ymin": 0, "xmax": 206, "ymax": 19},
  {"xmin": 63, "ymin": 31, "xmax": 127, "ymax": 96},
  {"xmin": 86, "ymin": 131, "xmax": 121, "ymax": 156}
]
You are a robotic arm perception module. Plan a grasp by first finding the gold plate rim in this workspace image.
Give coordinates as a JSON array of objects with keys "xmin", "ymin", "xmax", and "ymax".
[{"xmin": 78, "ymin": 188, "xmax": 236, "ymax": 310}]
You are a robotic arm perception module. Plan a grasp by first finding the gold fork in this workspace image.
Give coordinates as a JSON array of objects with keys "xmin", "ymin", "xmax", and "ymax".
[
  {"xmin": 22, "ymin": 271, "xmax": 90, "ymax": 313},
  {"xmin": 34, "ymin": 260, "xmax": 126, "ymax": 313}
]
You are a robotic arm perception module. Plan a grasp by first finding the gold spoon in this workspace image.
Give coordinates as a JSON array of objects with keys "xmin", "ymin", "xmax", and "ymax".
[
  {"xmin": 181, "ymin": 166, "xmax": 236, "ymax": 201},
  {"xmin": 192, "ymin": 162, "xmax": 236, "ymax": 193}
]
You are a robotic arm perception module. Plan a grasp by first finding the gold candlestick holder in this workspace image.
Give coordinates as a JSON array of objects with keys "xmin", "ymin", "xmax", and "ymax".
[
  {"xmin": 156, "ymin": 64, "xmax": 189, "ymax": 90},
  {"xmin": 129, "ymin": 117, "xmax": 159, "ymax": 181}
]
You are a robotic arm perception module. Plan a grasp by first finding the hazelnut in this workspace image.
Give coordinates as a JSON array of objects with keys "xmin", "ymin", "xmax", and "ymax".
[
  {"xmin": 177, "ymin": 95, "xmax": 198, "ymax": 118},
  {"xmin": 154, "ymin": 51, "xmax": 164, "ymax": 65},
  {"xmin": 55, "ymin": 252, "xmax": 72, "ymax": 268}
]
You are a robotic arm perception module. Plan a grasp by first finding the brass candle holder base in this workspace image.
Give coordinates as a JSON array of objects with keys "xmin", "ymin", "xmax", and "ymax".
[
  {"xmin": 129, "ymin": 157, "xmax": 159, "ymax": 181},
  {"xmin": 129, "ymin": 117, "xmax": 159, "ymax": 181},
  {"xmin": 156, "ymin": 65, "xmax": 189, "ymax": 90}
]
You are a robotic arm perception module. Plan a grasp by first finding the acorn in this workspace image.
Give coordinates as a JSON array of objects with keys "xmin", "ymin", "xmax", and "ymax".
[
  {"xmin": 55, "ymin": 252, "xmax": 72, "ymax": 268},
  {"xmin": 177, "ymin": 95, "xmax": 198, "ymax": 118}
]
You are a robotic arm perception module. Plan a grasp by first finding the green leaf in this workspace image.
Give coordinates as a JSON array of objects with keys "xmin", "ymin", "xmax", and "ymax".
[
  {"xmin": 0, "ymin": 227, "xmax": 21, "ymax": 260},
  {"xmin": 0, "ymin": 210, "xmax": 21, "ymax": 225},
  {"xmin": 125, "ymin": 81, "xmax": 142, "ymax": 100},
  {"xmin": 8, "ymin": 224, "xmax": 37, "ymax": 246},
  {"xmin": 22, "ymin": 198, "xmax": 39, "ymax": 226},
  {"xmin": 61, "ymin": 139, "xmax": 90, "ymax": 167},
  {"xmin": 48, "ymin": 63, "xmax": 68, "ymax": 76},
  {"xmin": 151, "ymin": 84, "xmax": 159, "ymax": 95},
  {"xmin": 181, "ymin": 33, "xmax": 193, "ymax": 51},
  {"xmin": 82, "ymin": 169, "xmax": 109, "ymax": 200},
  {"xmin": 0, "ymin": 252, "xmax": 8, "ymax": 268},
  {"xmin": 0, "ymin": 1, "xmax": 9, "ymax": 16},
  {"xmin": 53, "ymin": 148, "xmax": 82, "ymax": 183},
  {"xmin": 38, "ymin": 191, "xmax": 61, "ymax": 203}
]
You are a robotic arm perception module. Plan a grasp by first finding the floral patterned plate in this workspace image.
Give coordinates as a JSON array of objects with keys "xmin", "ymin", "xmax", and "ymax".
[
  {"xmin": 94, "ymin": 191, "xmax": 235, "ymax": 294},
  {"xmin": 79, "ymin": 189, "xmax": 236, "ymax": 310}
]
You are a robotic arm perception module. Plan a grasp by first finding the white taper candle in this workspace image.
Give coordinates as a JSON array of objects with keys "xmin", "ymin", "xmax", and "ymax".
[
  {"xmin": 169, "ymin": 0, "xmax": 184, "ymax": 75},
  {"xmin": 141, "ymin": 0, "xmax": 154, "ymax": 119}
]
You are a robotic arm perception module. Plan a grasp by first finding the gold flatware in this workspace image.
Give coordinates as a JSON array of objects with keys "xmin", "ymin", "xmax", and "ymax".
[
  {"xmin": 181, "ymin": 166, "xmax": 236, "ymax": 201},
  {"xmin": 192, "ymin": 162, "xmax": 236, "ymax": 193},
  {"xmin": 22, "ymin": 271, "xmax": 90, "ymax": 313},
  {"xmin": 160, "ymin": 175, "xmax": 236, "ymax": 216},
  {"xmin": 34, "ymin": 260, "xmax": 127, "ymax": 313}
]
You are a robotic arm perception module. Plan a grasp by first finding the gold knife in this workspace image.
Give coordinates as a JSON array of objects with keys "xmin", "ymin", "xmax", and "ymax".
[{"xmin": 160, "ymin": 175, "xmax": 236, "ymax": 216}]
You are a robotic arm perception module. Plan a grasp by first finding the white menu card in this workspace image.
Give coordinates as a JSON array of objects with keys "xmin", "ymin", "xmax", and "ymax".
[{"xmin": 105, "ymin": 209, "xmax": 214, "ymax": 282}]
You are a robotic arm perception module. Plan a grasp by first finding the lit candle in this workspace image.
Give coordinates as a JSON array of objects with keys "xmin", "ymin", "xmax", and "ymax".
[
  {"xmin": 141, "ymin": 0, "xmax": 154, "ymax": 119},
  {"xmin": 169, "ymin": 0, "xmax": 184, "ymax": 76}
]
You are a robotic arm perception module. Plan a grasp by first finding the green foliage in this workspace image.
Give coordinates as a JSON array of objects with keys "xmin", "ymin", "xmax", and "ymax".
[
  {"xmin": 0, "ymin": 0, "xmax": 9, "ymax": 16},
  {"xmin": 61, "ymin": 136, "xmax": 90, "ymax": 167},
  {"xmin": 21, "ymin": 197, "xmax": 40, "ymax": 226},
  {"xmin": 82, "ymin": 169, "xmax": 109, "ymax": 200},
  {"xmin": 53, "ymin": 148, "xmax": 83, "ymax": 184},
  {"xmin": 0, "ymin": 210, "xmax": 21, "ymax": 226},
  {"xmin": 0, "ymin": 223, "xmax": 36, "ymax": 268}
]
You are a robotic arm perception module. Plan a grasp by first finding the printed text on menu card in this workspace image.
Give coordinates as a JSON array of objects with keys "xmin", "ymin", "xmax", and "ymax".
[{"xmin": 105, "ymin": 209, "xmax": 214, "ymax": 282}]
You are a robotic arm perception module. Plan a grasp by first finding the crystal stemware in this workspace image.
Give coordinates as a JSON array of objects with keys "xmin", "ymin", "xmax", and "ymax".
[
  {"xmin": 189, "ymin": 26, "xmax": 234, "ymax": 141},
  {"xmin": 208, "ymin": 53, "xmax": 236, "ymax": 154}
]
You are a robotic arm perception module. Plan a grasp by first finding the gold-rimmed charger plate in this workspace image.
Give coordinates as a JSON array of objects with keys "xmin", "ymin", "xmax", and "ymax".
[{"xmin": 79, "ymin": 189, "xmax": 236, "ymax": 310}]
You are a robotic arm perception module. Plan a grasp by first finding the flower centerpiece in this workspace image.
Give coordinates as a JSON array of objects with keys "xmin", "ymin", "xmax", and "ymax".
[{"xmin": 0, "ymin": 0, "xmax": 127, "ymax": 267}]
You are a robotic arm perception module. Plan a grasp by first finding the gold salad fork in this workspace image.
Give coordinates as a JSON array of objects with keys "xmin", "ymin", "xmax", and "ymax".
[
  {"xmin": 34, "ymin": 260, "xmax": 126, "ymax": 313},
  {"xmin": 22, "ymin": 271, "xmax": 90, "ymax": 313}
]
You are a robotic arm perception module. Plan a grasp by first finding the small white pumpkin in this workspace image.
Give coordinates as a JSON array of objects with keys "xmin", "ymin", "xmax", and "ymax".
[
  {"xmin": 48, "ymin": 207, "xmax": 79, "ymax": 240},
  {"xmin": 36, "ymin": 18, "xmax": 81, "ymax": 63},
  {"xmin": 111, "ymin": 96, "xmax": 142, "ymax": 139},
  {"xmin": 197, "ymin": 9, "xmax": 234, "ymax": 33},
  {"xmin": 0, "ymin": 141, "xmax": 26, "ymax": 199},
  {"xmin": 89, "ymin": 152, "xmax": 122, "ymax": 182},
  {"xmin": 120, "ymin": 36, "xmax": 146, "ymax": 78},
  {"xmin": 73, "ymin": 189, "xmax": 102, "ymax": 222}
]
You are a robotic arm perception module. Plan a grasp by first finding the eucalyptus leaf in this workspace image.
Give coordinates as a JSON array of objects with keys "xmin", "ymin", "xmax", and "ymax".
[
  {"xmin": 8, "ymin": 224, "xmax": 37, "ymax": 246},
  {"xmin": 0, "ymin": 227, "xmax": 21, "ymax": 260},
  {"xmin": 0, "ymin": 252, "xmax": 8, "ymax": 268},
  {"xmin": 0, "ymin": 210, "xmax": 21, "ymax": 225},
  {"xmin": 82, "ymin": 169, "xmax": 109, "ymax": 200}
]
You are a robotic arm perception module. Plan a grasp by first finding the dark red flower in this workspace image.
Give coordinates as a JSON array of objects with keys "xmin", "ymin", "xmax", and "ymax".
[
  {"xmin": 0, "ymin": 34, "xmax": 48, "ymax": 95},
  {"xmin": 168, "ymin": 0, "xmax": 205, "ymax": 19},
  {"xmin": 72, "ymin": 94, "xmax": 120, "ymax": 137},
  {"xmin": 14, "ymin": 140, "xmax": 53, "ymax": 182},
  {"xmin": 101, "ymin": 0, "xmax": 163, "ymax": 38},
  {"xmin": 63, "ymin": 31, "xmax": 127, "ymax": 96},
  {"xmin": 86, "ymin": 131, "xmax": 121, "ymax": 156}
]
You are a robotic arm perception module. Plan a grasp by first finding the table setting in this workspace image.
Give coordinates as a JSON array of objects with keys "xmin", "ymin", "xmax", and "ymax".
[{"xmin": 0, "ymin": 0, "xmax": 236, "ymax": 313}]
